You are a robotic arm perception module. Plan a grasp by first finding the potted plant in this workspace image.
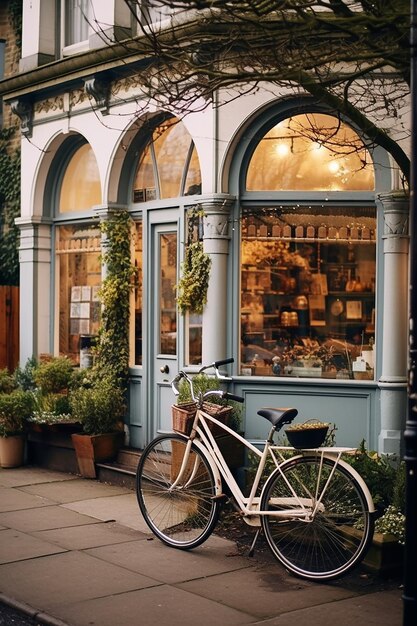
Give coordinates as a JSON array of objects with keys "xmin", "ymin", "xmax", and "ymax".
[
  {"xmin": 0, "ymin": 386, "xmax": 35, "ymax": 468},
  {"xmin": 69, "ymin": 371, "xmax": 126, "ymax": 478},
  {"xmin": 346, "ymin": 443, "xmax": 405, "ymax": 576}
]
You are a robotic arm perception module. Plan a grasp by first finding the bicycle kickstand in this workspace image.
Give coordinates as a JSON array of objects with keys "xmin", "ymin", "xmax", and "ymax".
[{"xmin": 248, "ymin": 528, "xmax": 261, "ymax": 557}]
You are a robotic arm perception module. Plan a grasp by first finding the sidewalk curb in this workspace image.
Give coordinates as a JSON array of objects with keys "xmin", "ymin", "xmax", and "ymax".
[{"xmin": 0, "ymin": 593, "xmax": 70, "ymax": 626}]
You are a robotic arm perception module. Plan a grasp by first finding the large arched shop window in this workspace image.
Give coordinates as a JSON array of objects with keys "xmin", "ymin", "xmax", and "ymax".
[
  {"xmin": 131, "ymin": 117, "xmax": 202, "ymax": 366},
  {"xmin": 55, "ymin": 142, "xmax": 102, "ymax": 364},
  {"xmin": 240, "ymin": 113, "xmax": 377, "ymax": 380},
  {"xmin": 132, "ymin": 117, "xmax": 202, "ymax": 201}
]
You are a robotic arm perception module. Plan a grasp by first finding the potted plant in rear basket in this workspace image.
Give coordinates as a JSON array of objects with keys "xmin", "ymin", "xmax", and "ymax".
[
  {"xmin": 69, "ymin": 371, "xmax": 126, "ymax": 478},
  {"xmin": 0, "ymin": 386, "xmax": 35, "ymax": 468}
]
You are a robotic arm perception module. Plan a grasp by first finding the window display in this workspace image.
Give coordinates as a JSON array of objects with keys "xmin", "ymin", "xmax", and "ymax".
[
  {"xmin": 240, "ymin": 206, "xmax": 376, "ymax": 379},
  {"xmin": 56, "ymin": 225, "xmax": 101, "ymax": 364}
]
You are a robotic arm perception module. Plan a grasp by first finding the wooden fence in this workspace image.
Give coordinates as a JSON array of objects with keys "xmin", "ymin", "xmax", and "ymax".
[{"xmin": 0, "ymin": 286, "xmax": 19, "ymax": 371}]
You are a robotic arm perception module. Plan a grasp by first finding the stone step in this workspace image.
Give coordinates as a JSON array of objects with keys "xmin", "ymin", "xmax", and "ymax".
[{"xmin": 96, "ymin": 447, "xmax": 141, "ymax": 490}]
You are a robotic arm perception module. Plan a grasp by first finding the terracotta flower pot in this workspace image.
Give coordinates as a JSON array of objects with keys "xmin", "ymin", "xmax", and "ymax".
[
  {"xmin": 71, "ymin": 431, "xmax": 124, "ymax": 479},
  {"xmin": 0, "ymin": 434, "xmax": 25, "ymax": 468}
]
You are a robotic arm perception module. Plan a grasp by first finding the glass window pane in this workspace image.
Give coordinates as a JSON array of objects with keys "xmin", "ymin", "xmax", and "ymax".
[
  {"xmin": 240, "ymin": 207, "xmax": 376, "ymax": 379},
  {"xmin": 159, "ymin": 232, "xmax": 177, "ymax": 355},
  {"xmin": 65, "ymin": 0, "xmax": 89, "ymax": 46},
  {"xmin": 246, "ymin": 113, "xmax": 374, "ymax": 191},
  {"xmin": 56, "ymin": 224, "xmax": 101, "ymax": 365},
  {"xmin": 154, "ymin": 120, "xmax": 191, "ymax": 199},
  {"xmin": 184, "ymin": 144, "xmax": 202, "ymax": 196},
  {"xmin": 59, "ymin": 144, "xmax": 101, "ymax": 213},
  {"xmin": 134, "ymin": 222, "xmax": 143, "ymax": 364},
  {"xmin": 132, "ymin": 144, "xmax": 156, "ymax": 202}
]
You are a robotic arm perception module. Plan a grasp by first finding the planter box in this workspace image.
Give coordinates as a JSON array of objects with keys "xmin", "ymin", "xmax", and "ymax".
[
  {"xmin": 27, "ymin": 426, "xmax": 81, "ymax": 473},
  {"xmin": 342, "ymin": 526, "xmax": 403, "ymax": 577},
  {"xmin": 72, "ymin": 432, "xmax": 124, "ymax": 479}
]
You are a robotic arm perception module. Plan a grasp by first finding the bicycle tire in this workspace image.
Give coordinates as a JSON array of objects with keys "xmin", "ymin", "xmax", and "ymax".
[
  {"xmin": 260, "ymin": 455, "xmax": 374, "ymax": 581},
  {"xmin": 136, "ymin": 433, "xmax": 220, "ymax": 549}
]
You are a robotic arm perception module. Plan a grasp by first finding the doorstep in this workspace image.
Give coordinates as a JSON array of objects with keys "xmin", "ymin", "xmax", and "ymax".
[{"xmin": 96, "ymin": 447, "xmax": 140, "ymax": 490}]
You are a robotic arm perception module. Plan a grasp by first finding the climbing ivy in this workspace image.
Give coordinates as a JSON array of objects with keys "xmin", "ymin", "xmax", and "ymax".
[
  {"xmin": 92, "ymin": 211, "xmax": 137, "ymax": 390},
  {"xmin": 0, "ymin": 127, "xmax": 20, "ymax": 286}
]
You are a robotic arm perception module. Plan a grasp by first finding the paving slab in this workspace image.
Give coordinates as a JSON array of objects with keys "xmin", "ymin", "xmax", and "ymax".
[
  {"xmin": 250, "ymin": 588, "xmax": 402, "ymax": 626},
  {"xmin": 0, "ymin": 550, "xmax": 160, "ymax": 611},
  {"xmin": 86, "ymin": 534, "xmax": 250, "ymax": 583},
  {"xmin": 0, "ymin": 467, "xmax": 77, "ymax": 488},
  {"xmin": 33, "ymin": 521, "xmax": 144, "ymax": 550},
  {"xmin": 63, "ymin": 493, "xmax": 150, "ymax": 532},
  {"xmin": 177, "ymin": 565, "xmax": 358, "ymax": 619},
  {"xmin": 0, "ymin": 486, "xmax": 55, "ymax": 512},
  {"xmin": 20, "ymin": 479, "xmax": 131, "ymax": 503},
  {"xmin": 0, "ymin": 505, "xmax": 100, "ymax": 532},
  {"xmin": 0, "ymin": 528, "xmax": 67, "ymax": 564},
  {"xmin": 52, "ymin": 584, "xmax": 254, "ymax": 626}
]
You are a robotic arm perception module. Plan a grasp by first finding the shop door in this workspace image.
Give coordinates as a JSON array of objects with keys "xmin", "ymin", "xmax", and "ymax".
[{"xmin": 150, "ymin": 223, "xmax": 179, "ymax": 438}]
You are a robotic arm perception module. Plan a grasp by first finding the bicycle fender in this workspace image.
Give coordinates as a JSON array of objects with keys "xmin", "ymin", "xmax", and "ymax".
[{"xmin": 270, "ymin": 454, "xmax": 375, "ymax": 513}]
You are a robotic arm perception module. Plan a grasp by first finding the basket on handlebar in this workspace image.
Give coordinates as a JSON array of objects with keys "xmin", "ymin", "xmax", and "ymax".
[{"xmin": 172, "ymin": 402, "xmax": 233, "ymax": 436}]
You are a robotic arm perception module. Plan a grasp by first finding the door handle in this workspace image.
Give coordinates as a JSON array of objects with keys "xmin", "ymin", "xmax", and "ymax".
[{"xmin": 160, "ymin": 364, "xmax": 169, "ymax": 374}]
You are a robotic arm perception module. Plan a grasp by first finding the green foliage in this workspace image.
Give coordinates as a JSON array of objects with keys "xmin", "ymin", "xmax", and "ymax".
[
  {"xmin": 0, "ymin": 129, "xmax": 20, "ymax": 286},
  {"xmin": 0, "ymin": 390, "xmax": 35, "ymax": 436},
  {"xmin": 375, "ymin": 505, "xmax": 405, "ymax": 544},
  {"xmin": 176, "ymin": 241, "xmax": 211, "ymax": 314},
  {"xmin": 69, "ymin": 373, "xmax": 126, "ymax": 435},
  {"xmin": 0, "ymin": 368, "xmax": 18, "ymax": 393},
  {"xmin": 347, "ymin": 440, "xmax": 397, "ymax": 512},
  {"xmin": 13, "ymin": 357, "xmax": 38, "ymax": 391},
  {"xmin": 177, "ymin": 372, "xmax": 242, "ymax": 430},
  {"xmin": 95, "ymin": 211, "xmax": 136, "ymax": 388},
  {"xmin": 33, "ymin": 356, "xmax": 75, "ymax": 394}
]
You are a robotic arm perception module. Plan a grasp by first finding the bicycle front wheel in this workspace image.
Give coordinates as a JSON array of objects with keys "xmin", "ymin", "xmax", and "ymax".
[
  {"xmin": 260, "ymin": 455, "xmax": 374, "ymax": 581},
  {"xmin": 136, "ymin": 433, "xmax": 220, "ymax": 549}
]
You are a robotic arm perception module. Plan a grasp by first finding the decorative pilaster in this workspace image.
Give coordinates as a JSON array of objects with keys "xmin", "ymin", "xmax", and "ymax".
[
  {"xmin": 378, "ymin": 191, "xmax": 409, "ymax": 456},
  {"xmin": 197, "ymin": 194, "xmax": 235, "ymax": 364},
  {"xmin": 14, "ymin": 217, "xmax": 52, "ymax": 363}
]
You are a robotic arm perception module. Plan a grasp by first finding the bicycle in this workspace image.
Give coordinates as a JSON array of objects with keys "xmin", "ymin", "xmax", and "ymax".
[{"xmin": 136, "ymin": 358, "xmax": 375, "ymax": 581}]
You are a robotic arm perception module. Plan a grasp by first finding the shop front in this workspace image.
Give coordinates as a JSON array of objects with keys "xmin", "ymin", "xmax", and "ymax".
[{"xmin": 12, "ymin": 89, "xmax": 408, "ymax": 456}]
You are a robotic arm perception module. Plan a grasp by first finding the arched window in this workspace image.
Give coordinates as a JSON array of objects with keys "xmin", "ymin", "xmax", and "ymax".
[
  {"xmin": 132, "ymin": 117, "xmax": 201, "ymax": 201},
  {"xmin": 239, "ymin": 112, "xmax": 377, "ymax": 380},
  {"xmin": 52, "ymin": 140, "xmax": 102, "ymax": 363},
  {"xmin": 59, "ymin": 143, "xmax": 101, "ymax": 213},
  {"xmin": 246, "ymin": 113, "xmax": 374, "ymax": 192}
]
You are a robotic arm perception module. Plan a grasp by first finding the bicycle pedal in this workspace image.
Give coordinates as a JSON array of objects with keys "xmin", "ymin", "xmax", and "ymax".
[{"xmin": 211, "ymin": 493, "xmax": 228, "ymax": 501}]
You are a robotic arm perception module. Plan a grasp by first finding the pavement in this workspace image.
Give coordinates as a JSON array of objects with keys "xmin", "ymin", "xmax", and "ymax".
[{"xmin": 0, "ymin": 466, "xmax": 403, "ymax": 626}]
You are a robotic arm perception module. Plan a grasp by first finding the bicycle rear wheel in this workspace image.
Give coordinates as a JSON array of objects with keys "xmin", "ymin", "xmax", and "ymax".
[
  {"xmin": 136, "ymin": 433, "xmax": 220, "ymax": 549},
  {"xmin": 260, "ymin": 455, "xmax": 374, "ymax": 581}
]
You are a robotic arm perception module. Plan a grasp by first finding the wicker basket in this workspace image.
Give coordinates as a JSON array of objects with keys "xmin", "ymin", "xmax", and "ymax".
[
  {"xmin": 172, "ymin": 403, "xmax": 197, "ymax": 435},
  {"xmin": 285, "ymin": 420, "xmax": 329, "ymax": 449},
  {"xmin": 172, "ymin": 402, "xmax": 233, "ymax": 436}
]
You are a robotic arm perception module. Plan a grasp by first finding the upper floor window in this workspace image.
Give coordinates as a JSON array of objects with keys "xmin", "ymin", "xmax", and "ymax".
[
  {"xmin": 132, "ymin": 117, "xmax": 201, "ymax": 202},
  {"xmin": 246, "ymin": 113, "xmax": 375, "ymax": 192},
  {"xmin": 59, "ymin": 143, "xmax": 101, "ymax": 213},
  {"xmin": 63, "ymin": 0, "xmax": 90, "ymax": 48}
]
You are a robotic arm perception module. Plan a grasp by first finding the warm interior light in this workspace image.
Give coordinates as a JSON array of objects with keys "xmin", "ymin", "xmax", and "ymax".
[{"xmin": 275, "ymin": 143, "xmax": 290, "ymax": 157}]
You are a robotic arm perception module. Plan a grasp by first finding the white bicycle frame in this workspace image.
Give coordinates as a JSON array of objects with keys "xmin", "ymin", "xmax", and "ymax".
[{"xmin": 172, "ymin": 406, "xmax": 375, "ymax": 526}]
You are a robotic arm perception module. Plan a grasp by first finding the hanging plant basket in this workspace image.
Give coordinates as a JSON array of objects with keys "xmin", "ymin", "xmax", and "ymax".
[{"xmin": 176, "ymin": 241, "xmax": 211, "ymax": 314}]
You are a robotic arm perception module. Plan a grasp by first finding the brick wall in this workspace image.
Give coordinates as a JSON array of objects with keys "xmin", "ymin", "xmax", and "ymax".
[{"xmin": 0, "ymin": 0, "xmax": 21, "ymax": 149}]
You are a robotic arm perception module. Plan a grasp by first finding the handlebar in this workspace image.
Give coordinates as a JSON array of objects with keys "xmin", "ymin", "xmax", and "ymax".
[{"xmin": 170, "ymin": 358, "xmax": 244, "ymax": 404}]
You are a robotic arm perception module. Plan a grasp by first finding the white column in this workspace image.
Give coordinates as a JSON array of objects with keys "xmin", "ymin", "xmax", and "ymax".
[
  {"xmin": 198, "ymin": 195, "xmax": 235, "ymax": 364},
  {"xmin": 15, "ymin": 217, "xmax": 52, "ymax": 364},
  {"xmin": 378, "ymin": 192, "xmax": 409, "ymax": 456}
]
